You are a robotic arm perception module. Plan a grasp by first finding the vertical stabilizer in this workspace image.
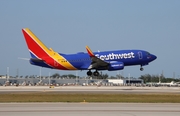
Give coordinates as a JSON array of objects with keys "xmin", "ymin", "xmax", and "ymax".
[{"xmin": 22, "ymin": 28, "xmax": 51, "ymax": 59}]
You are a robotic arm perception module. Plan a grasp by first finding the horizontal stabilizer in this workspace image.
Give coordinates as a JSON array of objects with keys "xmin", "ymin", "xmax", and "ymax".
[
  {"xmin": 18, "ymin": 57, "xmax": 29, "ymax": 60},
  {"xmin": 30, "ymin": 58, "xmax": 44, "ymax": 63}
]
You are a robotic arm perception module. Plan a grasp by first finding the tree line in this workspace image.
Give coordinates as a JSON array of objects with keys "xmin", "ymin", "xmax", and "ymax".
[{"xmin": 138, "ymin": 74, "xmax": 179, "ymax": 83}]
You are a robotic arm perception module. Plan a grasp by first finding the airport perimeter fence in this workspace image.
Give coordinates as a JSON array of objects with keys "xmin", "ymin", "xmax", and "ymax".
[{"xmin": 0, "ymin": 78, "xmax": 179, "ymax": 87}]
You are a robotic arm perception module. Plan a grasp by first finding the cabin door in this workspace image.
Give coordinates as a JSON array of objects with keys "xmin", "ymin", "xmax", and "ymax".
[{"xmin": 138, "ymin": 51, "xmax": 143, "ymax": 59}]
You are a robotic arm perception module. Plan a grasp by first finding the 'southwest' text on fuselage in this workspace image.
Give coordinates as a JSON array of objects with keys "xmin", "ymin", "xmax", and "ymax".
[{"xmin": 95, "ymin": 52, "xmax": 135, "ymax": 61}]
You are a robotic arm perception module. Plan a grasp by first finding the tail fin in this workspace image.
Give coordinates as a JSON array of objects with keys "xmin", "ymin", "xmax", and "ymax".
[
  {"xmin": 22, "ymin": 28, "xmax": 51, "ymax": 59},
  {"xmin": 22, "ymin": 28, "xmax": 77, "ymax": 70}
]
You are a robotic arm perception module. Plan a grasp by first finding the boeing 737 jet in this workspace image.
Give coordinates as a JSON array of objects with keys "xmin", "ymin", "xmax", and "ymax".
[{"xmin": 22, "ymin": 28, "xmax": 157, "ymax": 76}]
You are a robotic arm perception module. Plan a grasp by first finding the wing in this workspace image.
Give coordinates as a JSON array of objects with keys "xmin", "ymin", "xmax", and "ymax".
[{"xmin": 86, "ymin": 46, "xmax": 109, "ymax": 70}]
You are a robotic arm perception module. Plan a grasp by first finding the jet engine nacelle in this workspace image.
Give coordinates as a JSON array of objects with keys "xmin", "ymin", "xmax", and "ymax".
[{"xmin": 108, "ymin": 62, "xmax": 124, "ymax": 71}]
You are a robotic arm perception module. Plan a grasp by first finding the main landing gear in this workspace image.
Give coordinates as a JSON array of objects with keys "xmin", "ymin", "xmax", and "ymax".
[
  {"xmin": 87, "ymin": 70, "xmax": 99, "ymax": 76},
  {"xmin": 140, "ymin": 65, "xmax": 144, "ymax": 71}
]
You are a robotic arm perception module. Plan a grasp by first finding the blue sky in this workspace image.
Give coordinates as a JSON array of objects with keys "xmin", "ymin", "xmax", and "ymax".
[{"xmin": 0, "ymin": 0, "xmax": 180, "ymax": 78}]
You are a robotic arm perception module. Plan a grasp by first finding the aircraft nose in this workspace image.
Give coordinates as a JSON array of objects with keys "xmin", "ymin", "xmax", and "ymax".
[{"xmin": 151, "ymin": 54, "xmax": 157, "ymax": 61}]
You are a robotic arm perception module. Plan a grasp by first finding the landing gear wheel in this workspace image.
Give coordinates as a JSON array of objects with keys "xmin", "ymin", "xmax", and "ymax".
[
  {"xmin": 93, "ymin": 71, "xmax": 99, "ymax": 76},
  {"xmin": 87, "ymin": 70, "xmax": 92, "ymax": 76},
  {"xmin": 140, "ymin": 67, "xmax": 144, "ymax": 71}
]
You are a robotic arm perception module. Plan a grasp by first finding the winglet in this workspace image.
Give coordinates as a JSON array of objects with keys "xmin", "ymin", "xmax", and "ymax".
[{"xmin": 86, "ymin": 46, "xmax": 95, "ymax": 57}]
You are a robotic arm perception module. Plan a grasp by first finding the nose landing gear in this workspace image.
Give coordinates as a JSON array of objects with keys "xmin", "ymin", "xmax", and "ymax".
[{"xmin": 140, "ymin": 65, "xmax": 144, "ymax": 71}]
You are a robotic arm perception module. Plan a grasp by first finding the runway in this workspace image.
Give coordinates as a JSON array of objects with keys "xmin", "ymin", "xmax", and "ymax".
[
  {"xmin": 0, "ymin": 86, "xmax": 180, "ymax": 115},
  {"xmin": 0, "ymin": 86, "xmax": 180, "ymax": 94},
  {"xmin": 0, "ymin": 103, "xmax": 180, "ymax": 116}
]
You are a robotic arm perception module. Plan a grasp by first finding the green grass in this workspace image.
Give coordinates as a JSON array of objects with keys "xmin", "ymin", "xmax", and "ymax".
[{"xmin": 0, "ymin": 93, "xmax": 180, "ymax": 103}]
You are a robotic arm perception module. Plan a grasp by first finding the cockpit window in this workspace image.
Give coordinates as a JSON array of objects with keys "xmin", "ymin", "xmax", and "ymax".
[{"xmin": 146, "ymin": 52, "xmax": 150, "ymax": 56}]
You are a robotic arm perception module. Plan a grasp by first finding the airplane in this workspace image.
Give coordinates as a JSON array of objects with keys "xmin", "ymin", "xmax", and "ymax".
[
  {"xmin": 155, "ymin": 81, "xmax": 178, "ymax": 87},
  {"xmin": 22, "ymin": 28, "xmax": 157, "ymax": 76}
]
